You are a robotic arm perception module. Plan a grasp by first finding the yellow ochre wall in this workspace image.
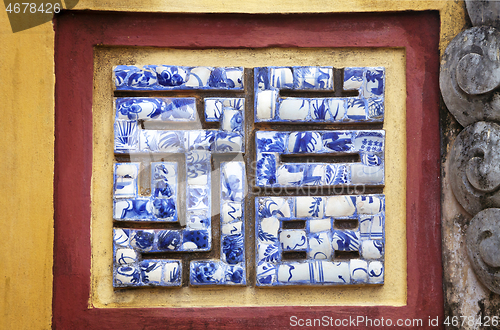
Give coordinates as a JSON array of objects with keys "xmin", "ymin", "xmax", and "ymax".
[{"xmin": 0, "ymin": 1, "xmax": 466, "ymax": 329}]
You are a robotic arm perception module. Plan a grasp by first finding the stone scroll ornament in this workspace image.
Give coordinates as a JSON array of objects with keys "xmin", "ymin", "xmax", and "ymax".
[
  {"xmin": 440, "ymin": 26, "xmax": 500, "ymax": 127},
  {"xmin": 466, "ymin": 208, "xmax": 500, "ymax": 294},
  {"xmin": 466, "ymin": 0, "xmax": 500, "ymax": 29},
  {"xmin": 449, "ymin": 121, "xmax": 500, "ymax": 216},
  {"xmin": 443, "ymin": 1, "xmax": 500, "ymax": 296}
]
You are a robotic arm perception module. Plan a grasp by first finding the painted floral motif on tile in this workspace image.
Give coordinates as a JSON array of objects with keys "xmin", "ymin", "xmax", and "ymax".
[
  {"xmin": 254, "ymin": 66, "xmax": 385, "ymax": 123},
  {"xmin": 255, "ymin": 195, "xmax": 385, "ymax": 286}
]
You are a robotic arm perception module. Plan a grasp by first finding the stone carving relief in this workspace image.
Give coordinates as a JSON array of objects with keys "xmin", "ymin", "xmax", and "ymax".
[
  {"xmin": 449, "ymin": 121, "xmax": 500, "ymax": 215},
  {"xmin": 441, "ymin": 0, "xmax": 500, "ymax": 295},
  {"xmin": 466, "ymin": 0, "xmax": 500, "ymax": 29},
  {"xmin": 440, "ymin": 26, "xmax": 500, "ymax": 127},
  {"xmin": 466, "ymin": 208, "xmax": 500, "ymax": 295}
]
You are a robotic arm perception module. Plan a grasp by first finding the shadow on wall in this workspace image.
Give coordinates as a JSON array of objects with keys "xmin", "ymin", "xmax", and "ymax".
[{"xmin": 4, "ymin": 0, "xmax": 79, "ymax": 32}]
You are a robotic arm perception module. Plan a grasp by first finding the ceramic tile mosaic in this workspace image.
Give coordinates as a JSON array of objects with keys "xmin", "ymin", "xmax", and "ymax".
[
  {"xmin": 253, "ymin": 65, "xmax": 386, "ymax": 287},
  {"xmin": 255, "ymin": 130, "xmax": 385, "ymax": 187},
  {"xmin": 114, "ymin": 97, "xmax": 244, "ymax": 154},
  {"xmin": 115, "ymin": 97, "xmax": 197, "ymax": 121},
  {"xmin": 254, "ymin": 66, "xmax": 385, "ymax": 122},
  {"xmin": 114, "ymin": 65, "xmax": 244, "ymax": 91},
  {"xmin": 114, "ymin": 162, "xmax": 178, "ymax": 222},
  {"xmin": 111, "ymin": 64, "xmax": 387, "ymax": 288},
  {"xmin": 112, "ymin": 162, "xmax": 246, "ymax": 287},
  {"xmin": 112, "ymin": 66, "xmax": 246, "ymax": 286},
  {"xmin": 255, "ymin": 195, "xmax": 385, "ymax": 286},
  {"xmin": 113, "ymin": 228, "xmax": 182, "ymax": 287},
  {"xmin": 190, "ymin": 161, "xmax": 246, "ymax": 285}
]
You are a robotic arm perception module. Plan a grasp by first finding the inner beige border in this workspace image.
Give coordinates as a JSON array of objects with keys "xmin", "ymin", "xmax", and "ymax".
[{"xmin": 91, "ymin": 47, "xmax": 406, "ymax": 308}]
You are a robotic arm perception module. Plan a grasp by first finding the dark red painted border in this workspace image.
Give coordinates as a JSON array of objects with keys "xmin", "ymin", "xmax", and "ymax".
[{"xmin": 53, "ymin": 11, "xmax": 442, "ymax": 329}]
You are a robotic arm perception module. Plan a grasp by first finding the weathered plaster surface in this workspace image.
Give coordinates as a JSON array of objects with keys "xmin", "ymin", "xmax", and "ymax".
[{"xmin": 0, "ymin": 10, "xmax": 54, "ymax": 330}]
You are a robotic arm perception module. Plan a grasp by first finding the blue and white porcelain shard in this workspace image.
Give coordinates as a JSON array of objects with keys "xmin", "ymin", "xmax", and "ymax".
[
  {"xmin": 205, "ymin": 98, "xmax": 244, "ymax": 122},
  {"xmin": 332, "ymin": 230, "xmax": 360, "ymax": 251},
  {"xmin": 310, "ymin": 99, "xmax": 346, "ymax": 122},
  {"xmin": 151, "ymin": 162, "xmax": 177, "ymax": 199},
  {"xmin": 255, "ymin": 195, "xmax": 385, "ymax": 286},
  {"xmin": 113, "ymin": 260, "xmax": 182, "ymax": 287},
  {"xmin": 113, "ymin": 66, "xmax": 157, "ymax": 90},
  {"xmin": 345, "ymin": 98, "xmax": 368, "ymax": 121},
  {"xmin": 186, "ymin": 151, "xmax": 210, "ymax": 186},
  {"xmin": 113, "ymin": 162, "xmax": 178, "ymax": 222},
  {"xmin": 221, "ymin": 162, "xmax": 245, "ymax": 202},
  {"xmin": 276, "ymin": 261, "xmax": 352, "ymax": 285},
  {"xmin": 139, "ymin": 131, "xmax": 185, "ymax": 153},
  {"xmin": 278, "ymin": 98, "xmax": 310, "ymax": 121},
  {"xmin": 254, "ymin": 66, "xmax": 384, "ymax": 123},
  {"xmin": 293, "ymin": 66, "xmax": 333, "ymax": 90},
  {"xmin": 114, "ymin": 65, "xmax": 244, "ymax": 90},
  {"xmin": 157, "ymin": 230, "xmax": 182, "ymax": 251},
  {"xmin": 308, "ymin": 232, "xmax": 332, "ymax": 259},
  {"xmin": 130, "ymin": 230, "xmax": 155, "ymax": 252},
  {"xmin": 255, "ymin": 130, "xmax": 385, "ymax": 187},
  {"xmin": 350, "ymin": 259, "xmax": 369, "ymax": 284},
  {"xmin": 368, "ymin": 261, "xmax": 384, "ymax": 284},
  {"xmin": 115, "ymin": 97, "xmax": 196, "ymax": 122},
  {"xmin": 114, "ymin": 248, "xmax": 137, "ymax": 265},
  {"xmin": 214, "ymin": 132, "xmax": 244, "ymax": 153},
  {"xmin": 270, "ymin": 67, "xmax": 294, "ymax": 89},
  {"xmin": 363, "ymin": 68, "xmax": 385, "ymax": 98},
  {"xmin": 257, "ymin": 197, "xmax": 293, "ymax": 219},
  {"xmin": 182, "ymin": 230, "xmax": 211, "ymax": 250},
  {"xmin": 255, "ymin": 131, "xmax": 287, "ymax": 153},
  {"xmin": 114, "ymin": 163, "xmax": 139, "ymax": 198},
  {"xmin": 296, "ymin": 197, "xmax": 324, "ymax": 218},
  {"xmin": 255, "ymin": 89, "xmax": 278, "ymax": 121},
  {"xmin": 112, "ymin": 229, "xmax": 182, "ymax": 287},
  {"xmin": 287, "ymin": 132, "xmax": 322, "ymax": 153},
  {"xmin": 114, "ymin": 120, "xmax": 139, "ymax": 153},
  {"xmin": 343, "ymin": 67, "xmax": 364, "ymax": 91},
  {"xmin": 221, "ymin": 109, "xmax": 244, "ymax": 132},
  {"xmin": 280, "ymin": 230, "xmax": 307, "ymax": 251},
  {"xmin": 190, "ymin": 261, "xmax": 225, "ymax": 285},
  {"xmin": 186, "ymin": 131, "xmax": 216, "ymax": 152},
  {"xmin": 114, "ymin": 199, "xmax": 152, "ymax": 221}
]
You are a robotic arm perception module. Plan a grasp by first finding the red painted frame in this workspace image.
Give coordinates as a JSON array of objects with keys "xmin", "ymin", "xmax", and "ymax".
[{"xmin": 53, "ymin": 11, "xmax": 442, "ymax": 329}]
